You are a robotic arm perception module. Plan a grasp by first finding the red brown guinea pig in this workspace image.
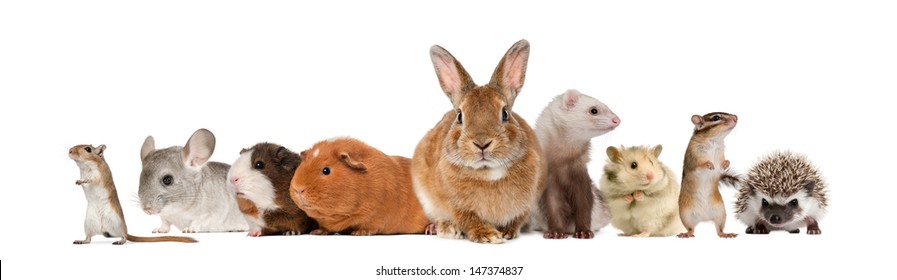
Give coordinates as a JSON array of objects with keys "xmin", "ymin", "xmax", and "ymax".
[{"xmin": 290, "ymin": 137, "xmax": 431, "ymax": 235}]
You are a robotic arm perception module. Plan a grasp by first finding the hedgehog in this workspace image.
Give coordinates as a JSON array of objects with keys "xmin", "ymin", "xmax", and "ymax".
[{"xmin": 734, "ymin": 151, "xmax": 828, "ymax": 235}]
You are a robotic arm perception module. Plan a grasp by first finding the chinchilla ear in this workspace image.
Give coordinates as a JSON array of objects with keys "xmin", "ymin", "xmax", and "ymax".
[
  {"xmin": 488, "ymin": 39, "xmax": 530, "ymax": 108},
  {"xmin": 141, "ymin": 136, "xmax": 155, "ymax": 162},
  {"xmin": 430, "ymin": 44, "xmax": 475, "ymax": 108},
  {"xmin": 181, "ymin": 128, "xmax": 216, "ymax": 170}
]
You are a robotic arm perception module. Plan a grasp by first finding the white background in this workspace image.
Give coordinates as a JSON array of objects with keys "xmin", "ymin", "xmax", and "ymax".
[{"xmin": 1, "ymin": 0, "xmax": 894, "ymax": 279}]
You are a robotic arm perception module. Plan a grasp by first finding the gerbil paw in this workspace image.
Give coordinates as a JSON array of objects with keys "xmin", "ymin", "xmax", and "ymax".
[
  {"xmin": 543, "ymin": 231, "xmax": 568, "ymax": 239},
  {"xmin": 677, "ymin": 232, "xmax": 695, "ymax": 238},
  {"xmin": 247, "ymin": 231, "xmax": 262, "ymax": 237},
  {"xmin": 573, "ymin": 231, "xmax": 594, "ymax": 239},
  {"xmin": 633, "ymin": 232, "xmax": 651, "ymax": 238},
  {"xmin": 351, "ymin": 229, "xmax": 375, "ymax": 236},
  {"xmin": 152, "ymin": 227, "xmax": 170, "ymax": 234},
  {"xmin": 181, "ymin": 227, "xmax": 198, "ymax": 234},
  {"xmin": 718, "ymin": 232, "xmax": 738, "ymax": 238},
  {"xmin": 703, "ymin": 161, "xmax": 716, "ymax": 170},
  {"xmin": 633, "ymin": 191, "xmax": 645, "ymax": 201},
  {"xmin": 283, "ymin": 231, "xmax": 300, "ymax": 236},
  {"xmin": 310, "ymin": 229, "xmax": 332, "ymax": 235},
  {"xmin": 112, "ymin": 241, "xmax": 125, "ymax": 245},
  {"xmin": 73, "ymin": 240, "xmax": 89, "ymax": 245},
  {"xmin": 75, "ymin": 180, "xmax": 85, "ymax": 185},
  {"xmin": 424, "ymin": 224, "xmax": 437, "ymax": 235},
  {"xmin": 468, "ymin": 228, "xmax": 504, "ymax": 244},
  {"xmin": 623, "ymin": 194, "xmax": 634, "ymax": 203}
]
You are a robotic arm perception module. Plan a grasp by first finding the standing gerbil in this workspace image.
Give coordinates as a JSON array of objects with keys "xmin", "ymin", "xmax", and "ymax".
[
  {"xmin": 531, "ymin": 89, "xmax": 618, "ymax": 239},
  {"xmin": 227, "ymin": 143, "xmax": 318, "ymax": 236},
  {"xmin": 600, "ymin": 145, "xmax": 684, "ymax": 237},
  {"xmin": 290, "ymin": 137, "xmax": 430, "ymax": 235},
  {"xmin": 69, "ymin": 144, "xmax": 196, "ymax": 245},
  {"xmin": 678, "ymin": 112, "xmax": 740, "ymax": 238},
  {"xmin": 735, "ymin": 151, "xmax": 828, "ymax": 235}
]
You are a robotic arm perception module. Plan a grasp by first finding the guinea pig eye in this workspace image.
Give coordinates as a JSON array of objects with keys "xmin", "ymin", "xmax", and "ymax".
[
  {"xmin": 501, "ymin": 107, "xmax": 509, "ymax": 122},
  {"xmin": 590, "ymin": 108, "xmax": 599, "ymax": 115},
  {"xmin": 84, "ymin": 147, "xmax": 92, "ymax": 153},
  {"xmin": 761, "ymin": 199, "xmax": 769, "ymax": 206},
  {"xmin": 457, "ymin": 110, "xmax": 463, "ymax": 124},
  {"xmin": 711, "ymin": 115, "xmax": 721, "ymax": 121},
  {"xmin": 789, "ymin": 199, "xmax": 799, "ymax": 207},
  {"xmin": 161, "ymin": 175, "xmax": 173, "ymax": 186},
  {"xmin": 630, "ymin": 162, "xmax": 638, "ymax": 169},
  {"xmin": 322, "ymin": 167, "xmax": 331, "ymax": 176},
  {"xmin": 254, "ymin": 161, "xmax": 265, "ymax": 170}
]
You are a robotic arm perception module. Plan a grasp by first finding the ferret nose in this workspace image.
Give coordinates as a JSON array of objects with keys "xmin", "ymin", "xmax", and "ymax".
[
  {"xmin": 770, "ymin": 215, "xmax": 782, "ymax": 224},
  {"xmin": 473, "ymin": 141, "xmax": 492, "ymax": 151},
  {"xmin": 611, "ymin": 117, "xmax": 620, "ymax": 125}
]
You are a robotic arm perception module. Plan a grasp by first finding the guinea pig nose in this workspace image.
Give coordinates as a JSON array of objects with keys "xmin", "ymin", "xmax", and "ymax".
[
  {"xmin": 231, "ymin": 177, "xmax": 239, "ymax": 184},
  {"xmin": 770, "ymin": 215, "xmax": 781, "ymax": 224}
]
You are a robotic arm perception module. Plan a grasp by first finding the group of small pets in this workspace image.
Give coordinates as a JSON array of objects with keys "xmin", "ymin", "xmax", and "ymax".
[{"xmin": 68, "ymin": 40, "xmax": 829, "ymax": 245}]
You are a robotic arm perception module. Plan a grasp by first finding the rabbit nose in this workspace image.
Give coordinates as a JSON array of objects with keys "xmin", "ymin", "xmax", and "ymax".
[{"xmin": 473, "ymin": 141, "xmax": 492, "ymax": 151}]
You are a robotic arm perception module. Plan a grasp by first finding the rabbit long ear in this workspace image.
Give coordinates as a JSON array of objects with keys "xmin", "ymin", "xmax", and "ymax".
[
  {"xmin": 430, "ymin": 45, "xmax": 474, "ymax": 107},
  {"xmin": 489, "ymin": 39, "xmax": 530, "ymax": 107},
  {"xmin": 181, "ymin": 128, "xmax": 216, "ymax": 170}
]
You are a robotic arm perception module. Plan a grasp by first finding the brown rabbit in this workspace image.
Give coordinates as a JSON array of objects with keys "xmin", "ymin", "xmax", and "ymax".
[{"xmin": 411, "ymin": 40, "xmax": 547, "ymax": 244}]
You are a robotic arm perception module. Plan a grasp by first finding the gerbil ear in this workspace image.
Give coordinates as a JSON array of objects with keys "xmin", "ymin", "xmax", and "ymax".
[
  {"xmin": 651, "ymin": 145, "xmax": 663, "ymax": 158},
  {"xmin": 802, "ymin": 179, "xmax": 816, "ymax": 193},
  {"xmin": 562, "ymin": 89, "xmax": 581, "ymax": 109},
  {"xmin": 181, "ymin": 128, "xmax": 216, "ymax": 169},
  {"xmin": 277, "ymin": 146, "xmax": 301, "ymax": 171},
  {"xmin": 430, "ymin": 45, "xmax": 475, "ymax": 107},
  {"xmin": 488, "ymin": 39, "xmax": 530, "ymax": 107},
  {"xmin": 691, "ymin": 115, "xmax": 705, "ymax": 129},
  {"xmin": 606, "ymin": 146, "xmax": 622, "ymax": 163},
  {"xmin": 96, "ymin": 145, "xmax": 107, "ymax": 157},
  {"xmin": 141, "ymin": 136, "xmax": 155, "ymax": 162},
  {"xmin": 339, "ymin": 152, "xmax": 367, "ymax": 172}
]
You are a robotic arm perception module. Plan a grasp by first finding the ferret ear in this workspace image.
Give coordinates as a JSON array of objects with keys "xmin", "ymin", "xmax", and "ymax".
[
  {"xmin": 651, "ymin": 145, "xmax": 663, "ymax": 158},
  {"xmin": 339, "ymin": 152, "xmax": 367, "ymax": 172},
  {"xmin": 96, "ymin": 145, "xmax": 107, "ymax": 157},
  {"xmin": 691, "ymin": 115, "xmax": 704, "ymax": 129},
  {"xmin": 606, "ymin": 146, "xmax": 622, "ymax": 163},
  {"xmin": 277, "ymin": 146, "xmax": 301, "ymax": 171},
  {"xmin": 140, "ymin": 136, "xmax": 155, "ymax": 162},
  {"xmin": 562, "ymin": 89, "xmax": 581, "ymax": 109},
  {"xmin": 802, "ymin": 179, "xmax": 816, "ymax": 193}
]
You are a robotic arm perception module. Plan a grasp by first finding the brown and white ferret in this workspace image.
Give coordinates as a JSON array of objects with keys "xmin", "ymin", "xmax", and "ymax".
[
  {"xmin": 678, "ymin": 112, "xmax": 740, "ymax": 238},
  {"xmin": 69, "ymin": 144, "xmax": 197, "ymax": 245}
]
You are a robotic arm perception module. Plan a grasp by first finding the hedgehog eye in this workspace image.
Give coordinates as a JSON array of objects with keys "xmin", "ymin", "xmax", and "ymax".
[
  {"xmin": 322, "ymin": 167, "xmax": 331, "ymax": 176},
  {"xmin": 457, "ymin": 110, "xmax": 463, "ymax": 124},
  {"xmin": 502, "ymin": 107, "xmax": 509, "ymax": 123},
  {"xmin": 711, "ymin": 115, "xmax": 721, "ymax": 121},
  {"xmin": 789, "ymin": 199, "xmax": 798, "ymax": 207},
  {"xmin": 254, "ymin": 161, "xmax": 265, "ymax": 170},
  {"xmin": 761, "ymin": 199, "xmax": 769, "ymax": 206},
  {"xmin": 161, "ymin": 175, "xmax": 173, "ymax": 186},
  {"xmin": 84, "ymin": 147, "xmax": 92, "ymax": 153},
  {"xmin": 590, "ymin": 108, "xmax": 599, "ymax": 115},
  {"xmin": 630, "ymin": 162, "xmax": 638, "ymax": 169}
]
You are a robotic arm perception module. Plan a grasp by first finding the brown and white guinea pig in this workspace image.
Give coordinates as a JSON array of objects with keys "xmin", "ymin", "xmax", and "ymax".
[
  {"xmin": 289, "ymin": 137, "xmax": 431, "ymax": 235},
  {"xmin": 227, "ymin": 143, "xmax": 318, "ymax": 236}
]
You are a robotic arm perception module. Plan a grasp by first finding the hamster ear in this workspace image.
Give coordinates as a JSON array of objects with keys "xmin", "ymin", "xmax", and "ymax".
[
  {"xmin": 606, "ymin": 146, "xmax": 622, "ymax": 163},
  {"xmin": 651, "ymin": 145, "xmax": 663, "ymax": 158},
  {"xmin": 802, "ymin": 179, "xmax": 816, "ymax": 193},
  {"xmin": 691, "ymin": 115, "xmax": 705, "ymax": 130},
  {"xmin": 96, "ymin": 144, "xmax": 107, "ymax": 157},
  {"xmin": 277, "ymin": 146, "xmax": 301, "ymax": 171},
  {"xmin": 562, "ymin": 89, "xmax": 581, "ymax": 109},
  {"xmin": 141, "ymin": 136, "xmax": 155, "ymax": 162},
  {"xmin": 430, "ymin": 45, "xmax": 475, "ymax": 107},
  {"xmin": 182, "ymin": 128, "xmax": 216, "ymax": 169},
  {"xmin": 489, "ymin": 39, "xmax": 530, "ymax": 107},
  {"xmin": 339, "ymin": 152, "xmax": 367, "ymax": 172}
]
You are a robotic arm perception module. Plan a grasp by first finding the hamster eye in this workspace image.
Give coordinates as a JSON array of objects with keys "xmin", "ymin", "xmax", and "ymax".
[
  {"xmin": 711, "ymin": 115, "xmax": 721, "ymax": 121},
  {"xmin": 761, "ymin": 199, "xmax": 769, "ymax": 206},
  {"xmin": 630, "ymin": 162, "xmax": 638, "ymax": 169},
  {"xmin": 322, "ymin": 167, "xmax": 331, "ymax": 176},
  {"xmin": 789, "ymin": 199, "xmax": 799, "ymax": 207},
  {"xmin": 590, "ymin": 108, "xmax": 599, "ymax": 115},
  {"xmin": 457, "ymin": 110, "xmax": 463, "ymax": 124},
  {"xmin": 84, "ymin": 147, "xmax": 92, "ymax": 153},
  {"xmin": 502, "ymin": 107, "xmax": 509, "ymax": 122},
  {"xmin": 161, "ymin": 175, "xmax": 173, "ymax": 186},
  {"xmin": 254, "ymin": 161, "xmax": 265, "ymax": 170}
]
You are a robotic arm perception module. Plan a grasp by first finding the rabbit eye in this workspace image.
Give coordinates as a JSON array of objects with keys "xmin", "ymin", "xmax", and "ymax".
[
  {"xmin": 789, "ymin": 199, "xmax": 799, "ymax": 207},
  {"xmin": 711, "ymin": 115, "xmax": 721, "ymax": 121},
  {"xmin": 254, "ymin": 161, "xmax": 265, "ymax": 170},
  {"xmin": 590, "ymin": 108, "xmax": 599, "ymax": 115},
  {"xmin": 630, "ymin": 162, "xmax": 638, "ymax": 169},
  {"xmin": 761, "ymin": 199, "xmax": 769, "ymax": 206},
  {"xmin": 84, "ymin": 147, "xmax": 92, "ymax": 153},
  {"xmin": 322, "ymin": 167, "xmax": 331, "ymax": 176},
  {"xmin": 456, "ymin": 110, "xmax": 463, "ymax": 124},
  {"xmin": 161, "ymin": 175, "xmax": 173, "ymax": 186},
  {"xmin": 502, "ymin": 107, "xmax": 509, "ymax": 122}
]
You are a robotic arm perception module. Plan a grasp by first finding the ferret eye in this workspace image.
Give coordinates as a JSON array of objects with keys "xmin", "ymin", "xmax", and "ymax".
[
  {"xmin": 457, "ymin": 110, "xmax": 463, "ymax": 124},
  {"xmin": 630, "ymin": 162, "xmax": 638, "ymax": 169},
  {"xmin": 761, "ymin": 199, "xmax": 769, "ymax": 206},
  {"xmin": 84, "ymin": 147, "xmax": 92, "ymax": 153},
  {"xmin": 322, "ymin": 167, "xmax": 331, "ymax": 176},
  {"xmin": 711, "ymin": 115, "xmax": 721, "ymax": 121},
  {"xmin": 502, "ymin": 107, "xmax": 509, "ymax": 122},
  {"xmin": 590, "ymin": 108, "xmax": 599, "ymax": 115},
  {"xmin": 161, "ymin": 175, "xmax": 173, "ymax": 186},
  {"xmin": 789, "ymin": 199, "xmax": 798, "ymax": 207},
  {"xmin": 254, "ymin": 161, "xmax": 265, "ymax": 170}
]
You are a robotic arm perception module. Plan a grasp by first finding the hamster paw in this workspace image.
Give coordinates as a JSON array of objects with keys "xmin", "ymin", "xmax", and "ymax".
[
  {"xmin": 247, "ymin": 231, "xmax": 262, "ymax": 237},
  {"xmin": 722, "ymin": 160, "xmax": 731, "ymax": 169},
  {"xmin": 351, "ymin": 229, "xmax": 375, "ymax": 236},
  {"xmin": 310, "ymin": 229, "xmax": 332, "ymax": 235},
  {"xmin": 543, "ymin": 231, "xmax": 568, "ymax": 239},
  {"xmin": 633, "ymin": 191, "xmax": 645, "ymax": 201},
  {"xmin": 152, "ymin": 227, "xmax": 170, "ymax": 234},
  {"xmin": 623, "ymin": 194, "xmax": 634, "ymax": 203},
  {"xmin": 425, "ymin": 224, "xmax": 437, "ymax": 235},
  {"xmin": 468, "ymin": 227, "xmax": 504, "ymax": 244},
  {"xmin": 633, "ymin": 232, "xmax": 650, "ymax": 238},
  {"xmin": 573, "ymin": 231, "xmax": 594, "ymax": 239},
  {"xmin": 283, "ymin": 231, "xmax": 300, "ymax": 236}
]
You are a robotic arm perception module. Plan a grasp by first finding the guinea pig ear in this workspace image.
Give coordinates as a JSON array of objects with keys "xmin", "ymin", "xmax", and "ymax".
[
  {"xmin": 562, "ymin": 89, "xmax": 581, "ymax": 110},
  {"xmin": 299, "ymin": 150, "xmax": 308, "ymax": 161},
  {"xmin": 339, "ymin": 152, "xmax": 367, "ymax": 172},
  {"xmin": 606, "ymin": 146, "xmax": 622, "ymax": 163},
  {"xmin": 691, "ymin": 115, "xmax": 705, "ymax": 130},
  {"xmin": 488, "ymin": 39, "xmax": 530, "ymax": 108},
  {"xmin": 96, "ymin": 144, "xmax": 107, "ymax": 157},
  {"xmin": 140, "ymin": 136, "xmax": 155, "ymax": 162},
  {"xmin": 181, "ymin": 128, "xmax": 216, "ymax": 169},
  {"xmin": 276, "ymin": 146, "xmax": 301, "ymax": 171},
  {"xmin": 651, "ymin": 145, "xmax": 663, "ymax": 158},
  {"xmin": 430, "ymin": 44, "xmax": 475, "ymax": 107}
]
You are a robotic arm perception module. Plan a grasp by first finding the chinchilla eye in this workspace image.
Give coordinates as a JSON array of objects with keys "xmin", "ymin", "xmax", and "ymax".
[
  {"xmin": 590, "ymin": 108, "xmax": 599, "ymax": 115},
  {"xmin": 322, "ymin": 167, "xmax": 331, "ymax": 176},
  {"xmin": 630, "ymin": 162, "xmax": 638, "ymax": 169},
  {"xmin": 161, "ymin": 175, "xmax": 173, "ymax": 186},
  {"xmin": 84, "ymin": 147, "xmax": 92, "ymax": 153},
  {"xmin": 457, "ymin": 110, "xmax": 463, "ymax": 124},
  {"xmin": 254, "ymin": 161, "xmax": 265, "ymax": 169},
  {"xmin": 711, "ymin": 115, "xmax": 721, "ymax": 121},
  {"xmin": 502, "ymin": 107, "xmax": 509, "ymax": 122}
]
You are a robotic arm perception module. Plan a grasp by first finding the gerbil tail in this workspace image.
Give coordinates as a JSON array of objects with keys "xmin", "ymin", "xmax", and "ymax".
[
  {"xmin": 127, "ymin": 234, "xmax": 197, "ymax": 243},
  {"xmin": 719, "ymin": 168, "xmax": 741, "ymax": 188}
]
